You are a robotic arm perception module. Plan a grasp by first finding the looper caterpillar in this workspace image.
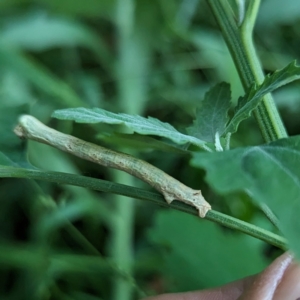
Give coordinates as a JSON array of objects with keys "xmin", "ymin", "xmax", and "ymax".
[{"xmin": 14, "ymin": 115, "xmax": 211, "ymax": 217}]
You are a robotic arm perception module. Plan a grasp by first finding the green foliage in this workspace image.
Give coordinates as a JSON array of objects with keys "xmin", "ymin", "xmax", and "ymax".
[
  {"xmin": 192, "ymin": 136, "xmax": 300, "ymax": 258},
  {"xmin": 226, "ymin": 60, "xmax": 300, "ymax": 134},
  {"xmin": 187, "ymin": 82, "xmax": 231, "ymax": 142},
  {"xmin": 0, "ymin": 44, "xmax": 84, "ymax": 107},
  {"xmin": 0, "ymin": 152, "xmax": 16, "ymax": 166},
  {"xmin": 53, "ymin": 59, "xmax": 300, "ymax": 148},
  {"xmin": 149, "ymin": 210, "xmax": 268, "ymax": 291},
  {"xmin": 1, "ymin": 0, "xmax": 300, "ymax": 299},
  {"xmin": 0, "ymin": 91, "xmax": 29, "ymax": 165},
  {"xmin": 2, "ymin": 14, "xmax": 107, "ymax": 54},
  {"xmin": 98, "ymin": 133, "xmax": 189, "ymax": 154},
  {"xmin": 52, "ymin": 107, "xmax": 207, "ymax": 148}
]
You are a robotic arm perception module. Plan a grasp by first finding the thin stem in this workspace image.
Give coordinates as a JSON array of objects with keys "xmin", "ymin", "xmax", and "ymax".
[
  {"xmin": 259, "ymin": 203, "xmax": 280, "ymax": 229},
  {"xmin": 206, "ymin": 0, "xmax": 287, "ymax": 142},
  {"xmin": 113, "ymin": 0, "xmax": 149, "ymax": 296},
  {"xmin": 225, "ymin": 132, "xmax": 231, "ymax": 150},
  {"xmin": 0, "ymin": 166, "xmax": 287, "ymax": 250},
  {"xmin": 240, "ymin": 0, "xmax": 288, "ymax": 141}
]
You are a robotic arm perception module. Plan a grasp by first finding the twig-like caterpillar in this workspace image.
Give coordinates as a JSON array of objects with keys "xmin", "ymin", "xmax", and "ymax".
[{"xmin": 14, "ymin": 115, "xmax": 211, "ymax": 217}]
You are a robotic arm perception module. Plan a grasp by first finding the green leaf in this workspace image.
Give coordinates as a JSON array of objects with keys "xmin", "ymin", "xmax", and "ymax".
[
  {"xmin": 148, "ymin": 210, "xmax": 268, "ymax": 291},
  {"xmin": 0, "ymin": 152, "xmax": 17, "ymax": 166},
  {"xmin": 191, "ymin": 136, "xmax": 300, "ymax": 259},
  {"xmin": 98, "ymin": 132, "xmax": 189, "ymax": 154},
  {"xmin": 52, "ymin": 107, "xmax": 207, "ymax": 148},
  {"xmin": 2, "ymin": 13, "xmax": 112, "ymax": 73},
  {"xmin": 187, "ymin": 82, "xmax": 231, "ymax": 143},
  {"xmin": 0, "ymin": 92, "xmax": 28, "ymax": 165},
  {"xmin": 0, "ymin": 42, "xmax": 84, "ymax": 108},
  {"xmin": 226, "ymin": 60, "xmax": 300, "ymax": 134},
  {"xmin": 0, "ymin": 74, "xmax": 37, "ymax": 168}
]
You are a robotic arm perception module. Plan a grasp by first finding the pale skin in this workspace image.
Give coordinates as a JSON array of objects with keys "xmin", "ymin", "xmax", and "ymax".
[
  {"xmin": 14, "ymin": 115, "xmax": 211, "ymax": 217},
  {"xmin": 144, "ymin": 252, "xmax": 300, "ymax": 300}
]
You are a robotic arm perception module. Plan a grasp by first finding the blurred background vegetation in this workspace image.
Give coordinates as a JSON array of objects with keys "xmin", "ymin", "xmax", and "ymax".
[{"xmin": 1, "ymin": 0, "xmax": 300, "ymax": 299}]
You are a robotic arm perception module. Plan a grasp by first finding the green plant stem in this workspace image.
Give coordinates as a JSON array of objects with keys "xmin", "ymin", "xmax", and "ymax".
[
  {"xmin": 110, "ymin": 170, "xmax": 135, "ymax": 300},
  {"xmin": 0, "ymin": 166, "xmax": 287, "ymax": 250},
  {"xmin": 111, "ymin": 0, "xmax": 148, "ymax": 298},
  {"xmin": 206, "ymin": 0, "xmax": 287, "ymax": 142},
  {"xmin": 259, "ymin": 203, "xmax": 280, "ymax": 229}
]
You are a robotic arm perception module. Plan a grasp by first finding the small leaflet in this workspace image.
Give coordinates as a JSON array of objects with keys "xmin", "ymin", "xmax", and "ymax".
[
  {"xmin": 187, "ymin": 82, "xmax": 231, "ymax": 143},
  {"xmin": 226, "ymin": 60, "xmax": 300, "ymax": 134}
]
